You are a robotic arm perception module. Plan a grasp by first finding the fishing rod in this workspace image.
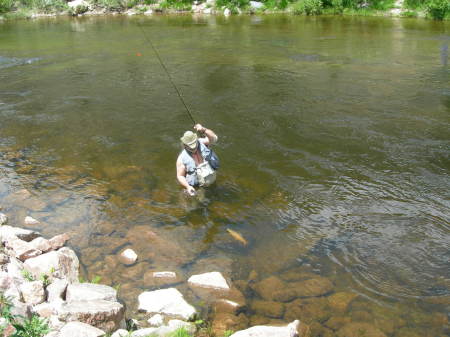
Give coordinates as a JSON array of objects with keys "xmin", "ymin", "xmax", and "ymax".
[{"xmin": 136, "ymin": 22, "xmax": 196, "ymax": 126}]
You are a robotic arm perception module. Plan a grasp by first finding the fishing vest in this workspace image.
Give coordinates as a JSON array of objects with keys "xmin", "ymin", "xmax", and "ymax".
[{"xmin": 180, "ymin": 140, "xmax": 218, "ymax": 187}]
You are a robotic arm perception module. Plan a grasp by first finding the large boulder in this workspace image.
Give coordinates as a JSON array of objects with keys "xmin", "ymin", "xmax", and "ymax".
[
  {"xmin": 29, "ymin": 237, "xmax": 52, "ymax": 253},
  {"xmin": 138, "ymin": 288, "xmax": 197, "ymax": 320},
  {"xmin": 57, "ymin": 300, "xmax": 124, "ymax": 332},
  {"xmin": 48, "ymin": 233, "xmax": 70, "ymax": 251},
  {"xmin": 59, "ymin": 321, "xmax": 106, "ymax": 337},
  {"xmin": 20, "ymin": 280, "xmax": 45, "ymax": 305},
  {"xmin": 47, "ymin": 278, "xmax": 69, "ymax": 302},
  {"xmin": 66, "ymin": 283, "xmax": 117, "ymax": 302},
  {"xmin": 251, "ymin": 300, "xmax": 285, "ymax": 319},
  {"xmin": 230, "ymin": 320, "xmax": 300, "ymax": 337},
  {"xmin": 5, "ymin": 237, "xmax": 42, "ymax": 261},
  {"xmin": 0, "ymin": 226, "xmax": 40, "ymax": 242},
  {"xmin": 23, "ymin": 248, "xmax": 79, "ymax": 283}
]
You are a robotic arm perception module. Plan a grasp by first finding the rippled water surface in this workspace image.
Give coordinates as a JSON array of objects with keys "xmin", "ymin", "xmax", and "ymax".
[{"xmin": 0, "ymin": 14, "xmax": 449, "ymax": 336}]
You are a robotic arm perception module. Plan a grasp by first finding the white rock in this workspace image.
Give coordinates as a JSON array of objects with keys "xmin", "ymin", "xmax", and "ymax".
[
  {"xmin": 0, "ymin": 212, "xmax": 7, "ymax": 225},
  {"xmin": 57, "ymin": 300, "xmax": 124, "ymax": 332},
  {"xmin": 111, "ymin": 329, "xmax": 129, "ymax": 337},
  {"xmin": 47, "ymin": 278, "xmax": 68, "ymax": 302},
  {"xmin": 203, "ymin": 7, "xmax": 212, "ymax": 14},
  {"xmin": 0, "ymin": 317, "xmax": 7, "ymax": 329},
  {"xmin": 48, "ymin": 315, "xmax": 65, "ymax": 330},
  {"xmin": 144, "ymin": 9, "xmax": 153, "ymax": 15},
  {"xmin": 230, "ymin": 320, "xmax": 300, "ymax": 337},
  {"xmin": 32, "ymin": 300, "xmax": 63, "ymax": 317},
  {"xmin": 249, "ymin": 0, "xmax": 264, "ymax": 8},
  {"xmin": 138, "ymin": 288, "xmax": 197, "ymax": 320},
  {"xmin": 224, "ymin": 8, "xmax": 231, "ymax": 15},
  {"xmin": 59, "ymin": 321, "xmax": 106, "ymax": 337},
  {"xmin": 148, "ymin": 314, "xmax": 164, "ymax": 326},
  {"xmin": 20, "ymin": 280, "xmax": 45, "ymax": 305},
  {"xmin": 188, "ymin": 271, "xmax": 229, "ymax": 290},
  {"xmin": 66, "ymin": 283, "xmax": 117, "ymax": 302},
  {"xmin": 48, "ymin": 233, "xmax": 70, "ymax": 250},
  {"xmin": 4, "ymin": 258, "xmax": 25, "ymax": 284},
  {"xmin": 24, "ymin": 248, "xmax": 79, "ymax": 283},
  {"xmin": 0, "ymin": 225, "xmax": 40, "ymax": 242},
  {"xmin": 167, "ymin": 319, "xmax": 196, "ymax": 334},
  {"xmin": 30, "ymin": 237, "xmax": 52, "ymax": 253},
  {"xmin": 119, "ymin": 249, "xmax": 137, "ymax": 265},
  {"xmin": 25, "ymin": 216, "xmax": 40, "ymax": 226},
  {"xmin": 5, "ymin": 237, "xmax": 41, "ymax": 261}
]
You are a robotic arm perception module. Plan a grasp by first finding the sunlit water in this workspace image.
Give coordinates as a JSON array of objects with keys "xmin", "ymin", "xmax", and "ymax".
[{"xmin": 0, "ymin": 14, "xmax": 449, "ymax": 336}]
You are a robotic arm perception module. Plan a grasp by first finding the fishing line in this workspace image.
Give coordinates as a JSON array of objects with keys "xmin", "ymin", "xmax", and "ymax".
[{"xmin": 136, "ymin": 22, "xmax": 196, "ymax": 125}]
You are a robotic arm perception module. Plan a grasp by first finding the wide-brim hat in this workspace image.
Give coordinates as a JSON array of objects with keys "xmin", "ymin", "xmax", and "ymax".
[{"xmin": 180, "ymin": 131, "xmax": 198, "ymax": 149}]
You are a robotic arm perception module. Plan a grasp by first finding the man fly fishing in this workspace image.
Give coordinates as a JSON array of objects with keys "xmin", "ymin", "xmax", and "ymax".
[{"xmin": 176, "ymin": 123, "xmax": 219, "ymax": 196}]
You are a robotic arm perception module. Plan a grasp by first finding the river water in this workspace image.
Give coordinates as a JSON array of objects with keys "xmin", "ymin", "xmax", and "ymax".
[{"xmin": 0, "ymin": 14, "xmax": 449, "ymax": 336}]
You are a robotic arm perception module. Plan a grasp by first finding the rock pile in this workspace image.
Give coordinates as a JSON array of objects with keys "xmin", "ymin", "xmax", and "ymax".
[{"xmin": 0, "ymin": 213, "xmax": 303, "ymax": 337}]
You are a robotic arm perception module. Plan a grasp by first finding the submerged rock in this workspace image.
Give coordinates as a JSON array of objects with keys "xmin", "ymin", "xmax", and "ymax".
[
  {"xmin": 188, "ymin": 271, "xmax": 230, "ymax": 290},
  {"xmin": 251, "ymin": 300, "xmax": 285, "ymax": 319},
  {"xmin": 119, "ymin": 248, "xmax": 137, "ymax": 265},
  {"xmin": 212, "ymin": 312, "xmax": 249, "ymax": 337},
  {"xmin": 327, "ymin": 292, "xmax": 358, "ymax": 312},
  {"xmin": 138, "ymin": 288, "xmax": 196, "ymax": 320},
  {"xmin": 336, "ymin": 322, "xmax": 387, "ymax": 337},
  {"xmin": 24, "ymin": 216, "xmax": 40, "ymax": 226}
]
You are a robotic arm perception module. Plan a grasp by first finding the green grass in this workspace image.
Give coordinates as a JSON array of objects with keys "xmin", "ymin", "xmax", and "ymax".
[
  {"xmin": 169, "ymin": 327, "xmax": 192, "ymax": 337},
  {"xmin": 22, "ymin": 270, "xmax": 35, "ymax": 282}
]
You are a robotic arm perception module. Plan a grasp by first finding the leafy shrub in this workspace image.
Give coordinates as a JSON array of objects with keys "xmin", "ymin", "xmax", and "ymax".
[
  {"xmin": 26, "ymin": 0, "xmax": 67, "ymax": 12},
  {"xmin": 0, "ymin": 0, "xmax": 14, "ymax": 13},
  {"xmin": 216, "ymin": 0, "xmax": 249, "ymax": 10},
  {"xmin": 425, "ymin": 0, "xmax": 448, "ymax": 19},
  {"xmin": 263, "ymin": 0, "xmax": 288, "ymax": 9},
  {"xmin": 12, "ymin": 316, "xmax": 50, "ymax": 337},
  {"xmin": 292, "ymin": 0, "xmax": 322, "ymax": 14},
  {"xmin": 160, "ymin": 0, "xmax": 192, "ymax": 10},
  {"xmin": 370, "ymin": 0, "xmax": 394, "ymax": 9},
  {"xmin": 0, "ymin": 293, "xmax": 14, "ymax": 322},
  {"xmin": 331, "ymin": 0, "xmax": 343, "ymax": 12},
  {"xmin": 403, "ymin": 0, "xmax": 425, "ymax": 8},
  {"xmin": 169, "ymin": 327, "xmax": 192, "ymax": 337},
  {"xmin": 401, "ymin": 9, "xmax": 418, "ymax": 15}
]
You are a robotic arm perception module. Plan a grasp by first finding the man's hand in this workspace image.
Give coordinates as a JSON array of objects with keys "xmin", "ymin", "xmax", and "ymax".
[
  {"xmin": 186, "ymin": 185, "xmax": 196, "ymax": 196},
  {"xmin": 194, "ymin": 124, "xmax": 206, "ymax": 133}
]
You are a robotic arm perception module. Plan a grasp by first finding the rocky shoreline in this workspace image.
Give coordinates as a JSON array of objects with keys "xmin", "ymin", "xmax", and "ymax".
[
  {"xmin": 0, "ymin": 211, "xmax": 302, "ymax": 337},
  {"xmin": 0, "ymin": 0, "xmax": 432, "ymax": 21}
]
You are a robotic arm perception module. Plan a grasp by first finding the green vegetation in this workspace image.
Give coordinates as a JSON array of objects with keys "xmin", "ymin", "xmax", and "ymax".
[
  {"xmin": 12, "ymin": 316, "xmax": 50, "ymax": 337},
  {"xmin": 0, "ymin": 293, "xmax": 50, "ymax": 337},
  {"xmin": 169, "ymin": 327, "xmax": 192, "ymax": 337},
  {"xmin": 21, "ymin": 270, "xmax": 35, "ymax": 282}
]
